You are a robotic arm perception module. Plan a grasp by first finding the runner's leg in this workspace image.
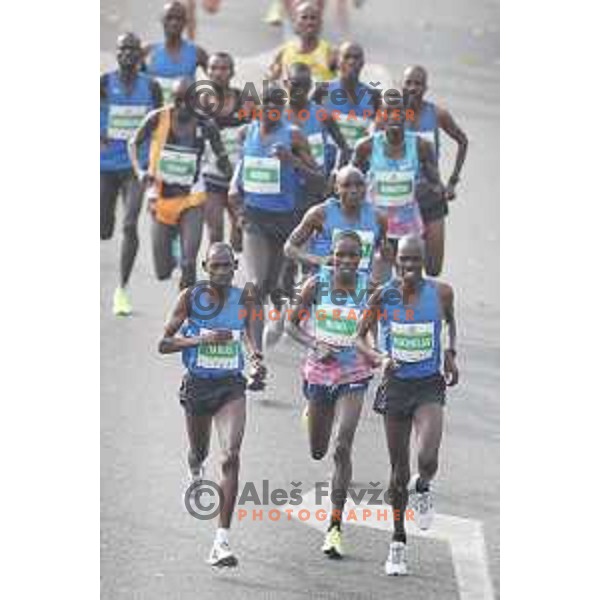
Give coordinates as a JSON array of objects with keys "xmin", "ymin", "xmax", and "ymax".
[
  {"xmin": 119, "ymin": 175, "xmax": 144, "ymax": 288},
  {"xmin": 384, "ymin": 413, "xmax": 412, "ymax": 542},
  {"xmin": 151, "ymin": 218, "xmax": 176, "ymax": 281},
  {"xmin": 179, "ymin": 205, "xmax": 204, "ymax": 289},
  {"xmin": 330, "ymin": 389, "xmax": 364, "ymax": 524},
  {"xmin": 423, "ymin": 218, "xmax": 445, "ymax": 276},
  {"xmin": 100, "ymin": 171, "xmax": 122, "ymax": 240},
  {"xmin": 204, "ymin": 190, "xmax": 226, "ymax": 244},
  {"xmin": 213, "ymin": 396, "xmax": 246, "ymax": 528},
  {"xmin": 185, "ymin": 413, "xmax": 212, "ymax": 477},
  {"xmin": 412, "ymin": 402, "xmax": 444, "ymax": 486}
]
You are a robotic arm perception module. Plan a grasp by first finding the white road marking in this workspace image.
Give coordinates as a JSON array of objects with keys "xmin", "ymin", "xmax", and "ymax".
[{"xmin": 279, "ymin": 486, "xmax": 495, "ymax": 600}]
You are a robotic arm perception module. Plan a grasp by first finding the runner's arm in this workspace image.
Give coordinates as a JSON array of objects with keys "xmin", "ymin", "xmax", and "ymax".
[
  {"xmin": 438, "ymin": 281, "xmax": 459, "ymax": 385},
  {"xmin": 436, "ymin": 105, "xmax": 468, "ymax": 198},
  {"xmin": 158, "ymin": 289, "xmax": 202, "ymax": 353},
  {"xmin": 185, "ymin": 0, "xmax": 197, "ymax": 40},
  {"xmin": 323, "ymin": 113, "xmax": 351, "ymax": 165},
  {"xmin": 127, "ymin": 108, "xmax": 161, "ymax": 180},
  {"xmin": 284, "ymin": 205, "xmax": 329, "ymax": 267},
  {"xmin": 356, "ymin": 286, "xmax": 389, "ymax": 368},
  {"xmin": 150, "ymin": 80, "xmax": 164, "ymax": 108},
  {"xmin": 195, "ymin": 44, "xmax": 209, "ymax": 71},
  {"xmin": 100, "ymin": 75, "xmax": 110, "ymax": 146},
  {"xmin": 202, "ymin": 118, "xmax": 232, "ymax": 177},
  {"xmin": 267, "ymin": 48, "xmax": 284, "ymax": 81},
  {"xmin": 285, "ymin": 276, "xmax": 322, "ymax": 350},
  {"xmin": 290, "ymin": 128, "xmax": 326, "ymax": 180},
  {"xmin": 417, "ymin": 137, "xmax": 443, "ymax": 193}
]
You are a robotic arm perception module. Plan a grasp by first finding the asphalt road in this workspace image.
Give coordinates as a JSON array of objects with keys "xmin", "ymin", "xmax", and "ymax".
[{"xmin": 100, "ymin": 1, "xmax": 499, "ymax": 598}]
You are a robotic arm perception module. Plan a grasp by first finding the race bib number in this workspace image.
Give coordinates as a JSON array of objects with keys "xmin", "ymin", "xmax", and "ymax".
[
  {"xmin": 371, "ymin": 170, "xmax": 415, "ymax": 207},
  {"xmin": 336, "ymin": 114, "xmax": 369, "ymax": 148},
  {"xmin": 316, "ymin": 306, "xmax": 359, "ymax": 347},
  {"xmin": 107, "ymin": 105, "xmax": 147, "ymax": 140},
  {"xmin": 391, "ymin": 322, "xmax": 435, "ymax": 362},
  {"xmin": 332, "ymin": 228, "xmax": 375, "ymax": 271},
  {"xmin": 157, "ymin": 145, "xmax": 197, "ymax": 186},
  {"xmin": 196, "ymin": 330, "xmax": 241, "ymax": 370},
  {"xmin": 307, "ymin": 132, "xmax": 325, "ymax": 166},
  {"xmin": 243, "ymin": 156, "xmax": 281, "ymax": 194}
]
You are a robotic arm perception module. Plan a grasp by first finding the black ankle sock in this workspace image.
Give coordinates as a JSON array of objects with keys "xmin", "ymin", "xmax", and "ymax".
[
  {"xmin": 392, "ymin": 532, "xmax": 406, "ymax": 544},
  {"xmin": 415, "ymin": 477, "xmax": 430, "ymax": 493},
  {"xmin": 328, "ymin": 519, "xmax": 341, "ymax": 531}
]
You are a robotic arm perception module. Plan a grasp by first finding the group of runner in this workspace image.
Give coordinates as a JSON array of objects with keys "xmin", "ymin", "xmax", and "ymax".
[{"xmin": 101, "ymin": 0, "xmax": 467, "ymax": 576}]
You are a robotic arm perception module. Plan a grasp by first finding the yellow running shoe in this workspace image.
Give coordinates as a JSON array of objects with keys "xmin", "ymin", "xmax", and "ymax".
[
  {"xmin": 322, "ymin": 526, "xmax": 343, "ymax": 558},
  {"xmin": 112, "ymin": 287, "xmax": 132, "ymax": 316},
  {"xmin": 264, "ymin": 0, "xmax": 284, "ymax": 26}
]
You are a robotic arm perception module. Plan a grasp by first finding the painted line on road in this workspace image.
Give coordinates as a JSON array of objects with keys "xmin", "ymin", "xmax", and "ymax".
[{"xmin": 279, "ymin": 487, "xmax": 495, "ymax": 600}]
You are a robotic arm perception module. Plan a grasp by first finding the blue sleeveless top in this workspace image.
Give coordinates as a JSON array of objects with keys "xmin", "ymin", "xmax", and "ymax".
[
  {"xmin": 242, "ymin": 120, "xmax": 297, "ymax": 213},
  {"xmin": 182, "ymin": 284, "xmax": 246, "ymax": 379},
  {"xmin": 100, "ymin": 72, "xmax": 155, "ymax": 171},
  {"xmin": 309, "ymin": 197, "xmax": 381, "ymax": 273},
  {"xmin": 380, "ymin": 279, "xmax": 442, "ymax": 379}
]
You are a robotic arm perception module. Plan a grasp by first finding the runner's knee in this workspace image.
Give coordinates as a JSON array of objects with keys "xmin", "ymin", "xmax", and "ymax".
[{"xmin": 221, "ymin": 448, "xmax": 240, "ymax": 476}]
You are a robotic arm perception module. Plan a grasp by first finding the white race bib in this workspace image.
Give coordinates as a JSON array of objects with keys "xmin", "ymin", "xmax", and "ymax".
[
  {"xmin": 371, "ymin": 170, "xmax": 415, "ymax": 207},
  {"xmin": 307, "ymin": 132, "xmax": 325, "ymax": 166},
  {"xmin": 196, "ymin": 330, "xmax": 241, "ymax": 370},
  {"xmin": 107, "ymin": 105, "xmax": 147, "ymax": 141},
  {"xmin": 336, "ymin": 114, "xmax": 370, "ymax": 148},
  {"xmin": 315, "ymin": 306, "xmax": 359, "ymax": 347},
  {"xmin": 243, "ymin": 156, "xmax": 281, "ymax": 194},
  {"xmin": 203, "ymin": 127, "xmax": 240, "ymax": 177},
  {"xmin": 332, "ymin": 228, "xmax": 375, "ymax": 271},
  {"xmin": 391, "ymin": 322, "xmax": 435, "ymax": 362},
  {"xmin": 157, "ymin": 145, "xmax": 198, "ymax": 186}
]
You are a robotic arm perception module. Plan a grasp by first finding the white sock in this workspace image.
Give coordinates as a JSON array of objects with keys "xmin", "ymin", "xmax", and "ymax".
[{"xmin": 215, "ymin": 527, "xmax": 229, "ymax": 544}]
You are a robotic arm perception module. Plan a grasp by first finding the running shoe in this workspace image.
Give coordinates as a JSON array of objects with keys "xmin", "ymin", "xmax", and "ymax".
[
  {"xmin": 322, "ymin": 527, "xmax": 343, "ymax": 558},
  {"xmin": 264, "ymin": 0, "xmax": 284, "ymax": 25},
  {"xmin": 385, "ymin": 541, "xmax": 408, "ymax": 576},
  {"xmin": 112, "ymin": 287, "xmax": 132, "ymax": 316},
  {"xmin": 207, "ymin": 539, "xmax": 238, "ymax": 568},
  {"xmin": 408, "ymin": 474, "xmax": 435, "ymax": 530}
]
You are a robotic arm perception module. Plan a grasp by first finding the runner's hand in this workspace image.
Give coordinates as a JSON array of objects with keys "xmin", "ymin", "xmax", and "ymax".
[
  {"xmin": 314, "ymin": 340, "xmax": 338, "ymax": 360},
  {"xmin": 271, "ymin": 143, "xmax": 293, "ymax": 163},
  {"xmin": 381, "ymin": 356, "xmax": 399, "ymax": 374},
  {"xmin": 444, "ymin": 182, "xmax": 457, "ymax": 202},
  {"xmin": 217, "ymin": 154, "xmax": 233, "ymax": 178},
  {"xmin": 444, "ymin": 350, "xmax": 459, "ymax": 386}
]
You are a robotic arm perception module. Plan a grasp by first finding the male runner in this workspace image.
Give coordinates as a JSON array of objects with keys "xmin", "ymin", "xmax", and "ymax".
[
  {"xmin": 129, "ymin": 78, "xmax": 231, "ymax": 289},
  {"xmin": 200, "ymin": 52, "xmax": 245, "ymax": 244},
  {"xmin": 100, "ymin": 33, "xmax": 163, "ymax": 316},
  {"xmin": 287, "ymin": 231, "xmax": 373, "ymax": 558},
  {"xmin": 144, "ymin": 1, "xmax": 208, "ymax": 104},
  {"xmin": 158, "ymin": 242, "xmax": 266, "ymax": 567},
  {"xmin": 283, "ymin": 62, "xmax": 350, "ymax": 189},
  {"xmin": 353, "ymin": 106, "xmax": 444, "ymax": 276},
  {"xmin": 356, "ymin": 235, "xmax": 459, "ymax": 575},
  {"xmin": 268, "ymin": 2, "xmax": 337, "ymax": 83},
  {"xmin": 228, "ymin": 86, "xmax": 324, "ymax": 352},
  {"xmin": 284, "ymin": 165, "xmax": 387, "ymax": 278},
  {"xmin": 402, "ymin": 65, "xmax": 469, "ymax": 275},
  {"xmin": 314, "ymin": 42, "xmax": 380, "ymax": 153}
]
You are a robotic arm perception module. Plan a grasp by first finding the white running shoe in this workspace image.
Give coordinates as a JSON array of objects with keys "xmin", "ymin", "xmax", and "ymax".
[
  {"xmin": 412, "ymin": 486, "xmax": 434, "ymax": 531},
  {"xmin": 385, "ymin": 541, "xmax": 408, "ymax": 576},
  {"xmin": 207, "ymin": 539, "xmax": 238, "ymax": 568}
]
